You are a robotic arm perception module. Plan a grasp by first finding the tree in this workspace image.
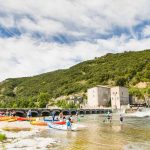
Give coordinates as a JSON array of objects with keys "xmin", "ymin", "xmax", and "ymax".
[
  {"xmin": 115, "ymin": 77, "xmax": 126, "ymax": 86},
  {"xmin": 37, "ymin": 92, "xmax": 50, "ymax": 108}
]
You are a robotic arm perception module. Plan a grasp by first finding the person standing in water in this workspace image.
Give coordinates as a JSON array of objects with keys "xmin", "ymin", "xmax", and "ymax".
[
  {"xmin": 106, "ymin": 111, "xmax": 112, "ymax": 123},
  {"xmin": 27, "ymin": 109, "xmax": 31, "ymax": 118},
  {"xmin": 52, "ymin": 111, "xmax": 55, "ymax": 122},
  {"xmin": 66, "ymin": 118, "xmax": 72, "ymax": 130},
  {"xmin": 59, "ymin": 111, "xmax": 63, "ymax": 121},
  {"xmin": 120, "ymin": 114, "xmax": 123, "ymax": 124}
]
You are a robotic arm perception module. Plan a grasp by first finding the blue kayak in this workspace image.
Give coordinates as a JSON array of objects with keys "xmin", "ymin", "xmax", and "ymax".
[{"xmin": 44, "ymin": 119, "xmax": 59, "ymax": 122}]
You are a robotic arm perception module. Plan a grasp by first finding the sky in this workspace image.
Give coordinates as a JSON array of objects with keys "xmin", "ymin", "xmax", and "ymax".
[{"xmin": 1, "ymin": 0, "xmax": 150, "ymax": 81}]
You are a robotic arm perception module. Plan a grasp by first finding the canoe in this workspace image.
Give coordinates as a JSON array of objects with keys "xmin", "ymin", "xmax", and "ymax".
[
  {"xmin": 30, "ymin": 121, "xmax": 48, "ymax": 126},
  {"xmin": 44, "ymin": 119, "xmax": 59, "ymax": 122},
  {"xmin": 53, "ymin": 121, "xmax": 66, "ymax": 125},
  {"xmin": 17, "ymin": 117, "xmax": 27, "ymax": 121},
  {"xmin": 48, "ymin": 123, "xmax": 82, "ymax": 131},
  {"xmin": 0, "ymin": 117, "xmax": 15, "ymax": 121},
  {"xmin": 7, "ymin": 118, "xmax": 17, "ymax": 122},
  {"xmin": 0, "ymin": 117, "xmax": 9, "ymax": 121},
  {"xmin": 26, "ymin": 118, "xmax": 36, "ymax": 121},
  {"xmin": 17, "ymin": 117, "xmax": 36, "ymax": 121}
]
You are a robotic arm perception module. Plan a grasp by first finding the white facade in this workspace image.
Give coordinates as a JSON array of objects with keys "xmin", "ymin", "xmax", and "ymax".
[
  {"xmin": 87, "ymin": 85, "xmax": 129, "ymax": 109},
  {"xmin": 111, "ymin": 86, "xmax": 129, "ymax": 109},
  {"xmin": 87, "ymin": 86, "xmax": 110, "ymax": 108}
]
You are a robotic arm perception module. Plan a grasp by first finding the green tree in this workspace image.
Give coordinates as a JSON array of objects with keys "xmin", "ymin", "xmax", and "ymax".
[{"xmin": 37, "ymin": 92, "xmax": 50, "ymax": 108}]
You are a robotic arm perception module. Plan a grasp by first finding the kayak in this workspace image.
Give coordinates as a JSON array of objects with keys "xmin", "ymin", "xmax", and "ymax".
[
  {"xmin": 48, "ymin": 123, "xmax": 82, "ymax": 131},
  {"xmin": 7, "ymin": 118, "xmax": 17, "ymax": 122},
  {"xmin": 0, "ymin": 116, "xmax": 15, "ymax": 121},
  {"xmin": 17, "ymin": 117, "xmax": 36, "ymax": 121},
  {"xmin": 53, "ymin": 121, "xmax": 66, "ymax": 125},
  {"xmin": 30, "ymin": 121, "xmax": 47, "ymax": 126},
  {"xmin": 17, "ymin": 117, "xmax": 27, "ymax": 121},
  {"xmin": 44, "ymin": 119, "xmax": 59, "ymax": 122}
]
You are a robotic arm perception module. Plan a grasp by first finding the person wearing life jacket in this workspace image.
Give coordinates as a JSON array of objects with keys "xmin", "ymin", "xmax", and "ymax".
[{"xmin": 66, "ymin": 118, "xmax": 72, "ymax": 130}]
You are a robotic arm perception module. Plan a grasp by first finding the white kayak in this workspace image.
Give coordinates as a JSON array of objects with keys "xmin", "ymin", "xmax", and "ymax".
[{"xmin": 48, "ymin": 123, "xmax": 85, "ymax": 131}]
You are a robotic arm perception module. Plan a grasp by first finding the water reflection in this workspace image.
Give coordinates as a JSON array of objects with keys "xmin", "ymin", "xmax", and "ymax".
[{"xmin": 44, "ymin": 114, "xmax": 150, "ymax": 150}]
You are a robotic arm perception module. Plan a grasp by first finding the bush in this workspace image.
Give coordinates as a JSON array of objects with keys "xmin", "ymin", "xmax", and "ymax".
[{"xmin": 0, "ymin": 134, "xmax": 7, "ymax": 141}]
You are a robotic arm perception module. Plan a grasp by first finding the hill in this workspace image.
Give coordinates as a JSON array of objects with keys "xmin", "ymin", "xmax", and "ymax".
[{"xmin": 0, "ymin": 50, "xmax": 150, "ymax": 108}]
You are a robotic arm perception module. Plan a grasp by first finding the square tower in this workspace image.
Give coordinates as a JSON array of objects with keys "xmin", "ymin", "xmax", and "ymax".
[
  {"xmin": 111, "ymin": 86, "xmax": 129, "ymax": 109},
  {"xmin": 87, "ymin": 86, "xmax": 111, "ymax": 108}
]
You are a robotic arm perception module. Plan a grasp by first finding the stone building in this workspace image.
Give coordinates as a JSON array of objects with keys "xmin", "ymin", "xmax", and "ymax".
[
  {"xmin": 111, "ymin": 86, "xmax": 129, "ymax": 109},
  {"xmin": 87, "ymin": 85, "xmax": 111, "ymax": 108},
  {"xmin": 87, "ymin": 85, "xmax": 129, "ymax": 109}
]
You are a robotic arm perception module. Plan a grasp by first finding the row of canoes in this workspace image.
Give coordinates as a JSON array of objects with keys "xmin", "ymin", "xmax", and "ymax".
[
  {"xmin": 0, "ymin": 116, "xmax": 85, "ymax": 131},
  {"xmin": 0, "ymin": 116, "xmax": 60, "ymax": 122},
  {"xmin": 30, "ymin": 121, "xmax": 66, "ymax": 126},
  {"xmin": 0, "ymin": 116, "xmax": 37, "ymax": 122},
  {"xmin": 0, "ymin": 116, "xmax": 66, "ymax": 126}
]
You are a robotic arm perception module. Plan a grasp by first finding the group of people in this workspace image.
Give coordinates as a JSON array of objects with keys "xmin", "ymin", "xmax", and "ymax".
[
  {"xmin": 103, "ymin": 111, "xmax": 124, "ymax": 124},
  {"xmin": 2, "ymin": 110, "xmax": 16, "ymax": 116},
  {"xmin": 51, "ymin": 111, "xmax": 79, "ymax": 130}
]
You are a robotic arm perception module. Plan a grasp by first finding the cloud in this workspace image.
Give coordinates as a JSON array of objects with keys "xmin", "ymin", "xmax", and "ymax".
[
  {"xmin": 0, "ymin": 0, "xmax": 150, "ymax": 81},
  {"xmin": 1, "ymin": 0, "xmax": 150, "ymax": 39},
  {"xmin": 142, "ymin": 25, "xmax": 150, "ymax": 37}
]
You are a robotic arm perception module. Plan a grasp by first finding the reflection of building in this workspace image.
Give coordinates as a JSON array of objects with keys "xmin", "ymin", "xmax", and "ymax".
[
  {"xmin": 87, "ymin": 86, "xmax": 111, "ymax": 108},
  {"xmin": 87, "ymin": 85, "xmax": 129, "ymax": 109},
  {"xmin": 111, "ymin": 86, "xmax": 129, "ymax": 109}
]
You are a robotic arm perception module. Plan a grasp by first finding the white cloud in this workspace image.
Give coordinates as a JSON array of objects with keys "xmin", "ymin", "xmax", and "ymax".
[
  {"xmin": 0, "ymin": 36, "xmax": 101, "ymax": 81},
  {"xmin": 1, "ymin": 0, "xmax": 150, "ymax": 37},
  {"xmin": 0, "ymin": 0, "xmax": 150, "ymax": 81},
  {"xmin": 1, "ymin": 35, "xmax": 150, "ymax": 81},
  {"xmin": 142, "ymin": 25, "xmax": 150, "ymax": 37}
]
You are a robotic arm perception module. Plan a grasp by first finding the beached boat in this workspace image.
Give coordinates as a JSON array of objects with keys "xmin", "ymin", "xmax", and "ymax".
[
  {"xmin": 48, "ymin": 123, "xmax": 84, "ymax": 131},
  {"xmin": 44, "ymin": 118, "xmax": 59, "ymax": 122},
  {"xmin": 7, "ymin": 118, "xmax": 17, "ymax": 122},
  {"xmin": 0, "ymin": 116, "xmax": 15, "ymax": 121},
  {"xmin": 17, "ymin": 117, "xmax": 36, "ymax": 121},
  {"xmin": 53, "ymin": 121, "xmax": 66, "ymax": 125},
  {"xmin": 30, "ymin": 121, "xmax": 48, "ymax": 126}
]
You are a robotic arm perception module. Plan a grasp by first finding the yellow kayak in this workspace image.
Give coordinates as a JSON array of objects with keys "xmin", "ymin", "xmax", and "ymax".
[
  {"xmin": 30, "ymin": 121, "xmax": 47, "ymax": 126},
  {"xmin": 7, "ymin": 118, "xmax": 17, "ymax": 122},
  {"xmin": 0, "ymin": 117, "xmax": 13, "ymax": 121}
]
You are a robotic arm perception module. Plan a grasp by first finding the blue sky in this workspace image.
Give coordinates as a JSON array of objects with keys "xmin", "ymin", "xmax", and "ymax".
[{"xmin": 0, "ymin": 0, "xmax": 150, "ymax": 81}]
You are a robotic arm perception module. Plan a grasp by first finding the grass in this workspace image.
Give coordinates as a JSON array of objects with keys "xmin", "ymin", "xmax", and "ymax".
[{"xmin": 0, "ymin": 134, "xmax": 7, "ymax": 141}]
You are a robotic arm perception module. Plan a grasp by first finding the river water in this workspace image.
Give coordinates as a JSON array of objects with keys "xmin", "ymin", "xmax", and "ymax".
[{"xmin": 1, "ymin": 112, "xmax": 150, "ymax": 150}]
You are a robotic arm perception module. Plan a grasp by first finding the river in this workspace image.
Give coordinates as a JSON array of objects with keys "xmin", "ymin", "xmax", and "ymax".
[{"xmin": 0, "ymin": 111, "xmax": 150, "ymax": 150}]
